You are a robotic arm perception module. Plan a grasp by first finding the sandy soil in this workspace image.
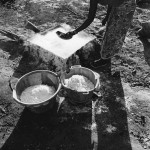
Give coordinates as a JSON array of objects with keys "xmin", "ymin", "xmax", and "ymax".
[{"xmin": 0, "ymin": 0, "xmax": 150, "ymax": 150}]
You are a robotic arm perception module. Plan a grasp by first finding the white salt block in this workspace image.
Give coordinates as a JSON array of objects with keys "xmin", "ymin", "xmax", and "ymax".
[{"xmin": 28, "ymin": 24, "xmax": 95, "ymax": 59}]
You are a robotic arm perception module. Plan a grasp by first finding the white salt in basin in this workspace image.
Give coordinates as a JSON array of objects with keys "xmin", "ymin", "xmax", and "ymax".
[
  {"xmin": 20, "ymin": 85, "xmax": 56, "ymax": 104},
  {"xmin": 64, "ymin": 75, "xmax": 95, "ymax": 92}
]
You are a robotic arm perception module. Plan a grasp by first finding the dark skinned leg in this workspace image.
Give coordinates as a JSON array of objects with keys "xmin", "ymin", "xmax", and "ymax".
[{"xmin": 102, "ymin": 5, "xmax": 112, "ymax": 26}]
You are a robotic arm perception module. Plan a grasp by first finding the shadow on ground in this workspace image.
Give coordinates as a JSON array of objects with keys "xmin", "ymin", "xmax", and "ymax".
[
  {"xmin": 95, "ymin": 71, "xmax": 132, "ymax": 150},
  {"xmin": 0, "ymin": 102, "xmax": 92, "ymax": 150},
  {"xmin": 0, "ymin": 66, "xmax": 132, "ymax": 150},
  {"xmin": 0, "ymin": 30, "xmax": 132, "ymax": 150}
]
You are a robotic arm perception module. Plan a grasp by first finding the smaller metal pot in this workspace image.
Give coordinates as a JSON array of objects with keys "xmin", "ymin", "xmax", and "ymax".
[{"xmin": 60, "ymin": 65, "xmax": 101, "ymax": 105}]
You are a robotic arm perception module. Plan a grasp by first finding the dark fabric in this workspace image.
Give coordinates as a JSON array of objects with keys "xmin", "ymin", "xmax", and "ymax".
[
  {"xmin": 98, "ymin": 0, "xmax": 126, "ymax": 6},
  {"xmin": 101, "ymin": 0, "xmax": 136, "ymax": 59},
  {"xmin": 0, "ymin": 0, "xmax": 15, "ymax": 4}
]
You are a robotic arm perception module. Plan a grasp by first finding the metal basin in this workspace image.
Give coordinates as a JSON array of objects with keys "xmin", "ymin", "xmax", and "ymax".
[
  {"xmin": 13, "ymin": 70, "xmax": 61, "ymax": 113},
  {"xmin": 60, "ymin": 65, "xmax": 100, "ymax": 105}
]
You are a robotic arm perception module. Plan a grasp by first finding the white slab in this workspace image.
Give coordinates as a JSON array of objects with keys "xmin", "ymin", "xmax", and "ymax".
[{"xmin": 29, "ymin": 24, "xmax": 95, "ymax": 59}]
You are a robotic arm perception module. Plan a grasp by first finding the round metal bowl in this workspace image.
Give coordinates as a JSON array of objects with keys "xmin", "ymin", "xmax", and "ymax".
[
  {"xmin": 13, "ymin": 70, "xmax": 61, "ymax": 113},
  {"xmin": 60, "ymin": 65, "xmax": 100, "ymax": 105}
]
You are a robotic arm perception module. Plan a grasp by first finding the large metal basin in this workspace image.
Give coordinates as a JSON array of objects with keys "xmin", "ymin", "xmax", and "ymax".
[{"xmin": 13, "ymin": 70, "xmax": 61, "ymax": 113}]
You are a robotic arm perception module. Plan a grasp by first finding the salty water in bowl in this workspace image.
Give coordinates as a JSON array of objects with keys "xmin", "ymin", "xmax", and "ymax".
[{"xmin": 20, "ymin": 85, "xmax": 56, "ymax": 104}]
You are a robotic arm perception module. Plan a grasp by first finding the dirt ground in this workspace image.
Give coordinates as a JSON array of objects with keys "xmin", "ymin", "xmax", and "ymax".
[{"xmin": 0, "ymin": 0, "xmax": 150, "ymax": 150}]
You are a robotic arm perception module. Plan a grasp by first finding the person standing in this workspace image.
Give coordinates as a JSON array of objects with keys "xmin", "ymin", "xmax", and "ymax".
[{"xmin": 57, "ymin": 0, "xmax": 136, "ymax": 68}]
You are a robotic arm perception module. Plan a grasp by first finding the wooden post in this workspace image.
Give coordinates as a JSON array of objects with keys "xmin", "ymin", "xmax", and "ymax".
[{"xmin": 101, "ymin": 0, "xmax": 136, "ymax": 59}]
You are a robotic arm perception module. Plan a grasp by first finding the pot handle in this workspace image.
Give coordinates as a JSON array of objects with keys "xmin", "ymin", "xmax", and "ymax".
[
  {"xmin": 83, "ymin": 91, "xmax": 89, "ymax": 95},
  {"xmin": 71, "ymin": 65, "xmax": 81, "ymax": 69},
  {"xmin": 94, "ymin": 72, "xmax": 100, "ymax": 91},
  {"xmin": 93, "ymin": 91, "xmax": 102, "ymax": 98},
  {"xmin": 13, "ymin": 89, "xmax": 17, "ymax": 100},
  {"xmin": 93, "ymin": 72, "xmax": 101, "ymax": 98}
]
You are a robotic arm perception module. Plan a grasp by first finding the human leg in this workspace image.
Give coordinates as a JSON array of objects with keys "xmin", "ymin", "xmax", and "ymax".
[
  {"xmin": 101, "ymin": 0, "xmax": 136, "ymax": 59},
  {"xmin": 91, "ymin": 0, "xmax": 136, "ymax": 68}
]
